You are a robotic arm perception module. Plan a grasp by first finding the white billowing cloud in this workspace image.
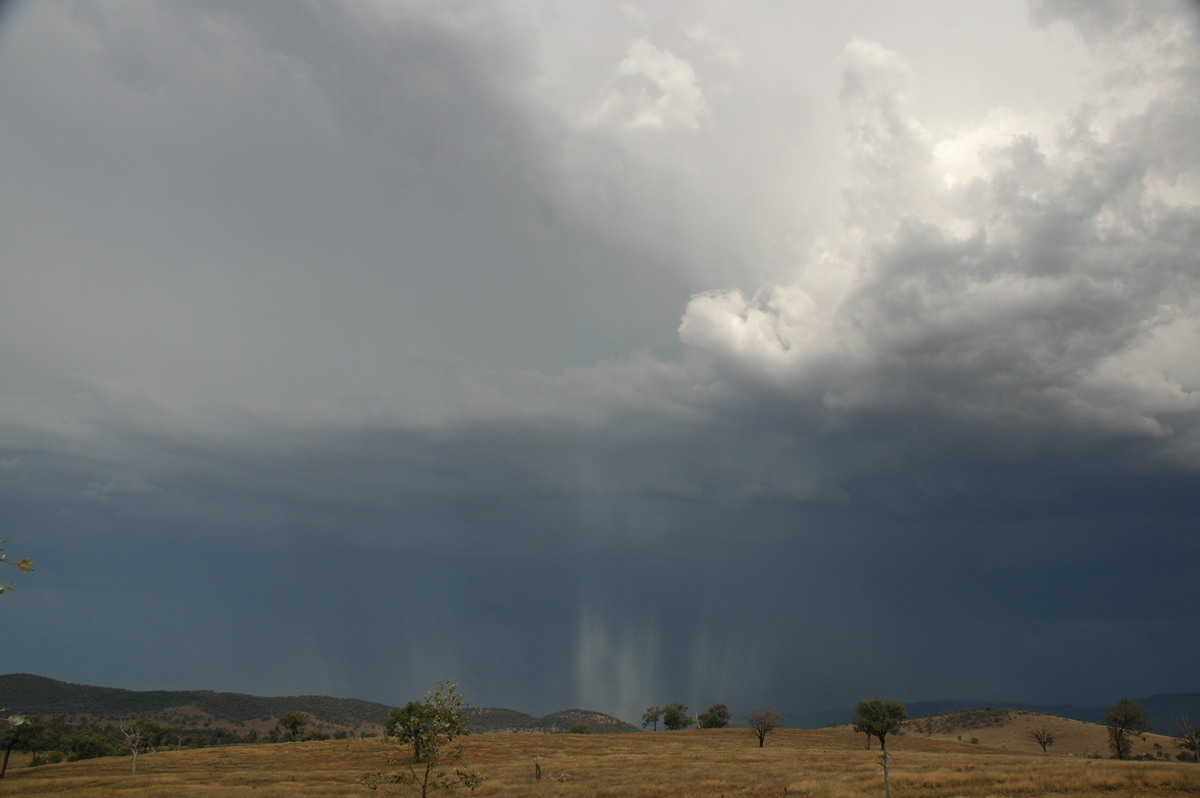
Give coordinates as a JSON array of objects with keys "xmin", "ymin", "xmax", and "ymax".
[
  {"xmin": 839, "ymin": 36, "xmax": 913, "ymax": 101},
  {"xmin": 5, "ymin": 2, "xmax": 1196, "ymax": 514},
  {"xmin": 581, "ymin": 38, "xmax": 708, "ymax": 131},
  {"xmin": 542, "ymin": 16, "xmax": 822, "ymax": 294},
  {"xmin": 14, "ymin": 18, "xmax": 1194, "ymax": 517},
  {"xmin": 675, "ymin": 22, "xmax": 1200, "ymax": 469},
  {"xmin": 1031, "ymin": 0, "xmax": 1198, "ymax": 87},
  {"xmin": 838, "ymin": 38, "xmax": 939, "ymax": 230},
  {"xmin": 932, "ymin": 107, "xmax": 1054, "ymax": 189},
  {"xmin": 678, "ymin": 286, "xmax": 828, "ymax": 381},
  {"xmin": 1030, "ymin": 0, "xmax": 1200, "ymax": 199}
]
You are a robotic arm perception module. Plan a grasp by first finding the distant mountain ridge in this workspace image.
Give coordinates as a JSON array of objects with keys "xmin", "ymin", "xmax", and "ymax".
[
  {"xmin": 0, "ymin": 674, "xmax": 637, "ymax": 734},
  {"xmin": 468, "ymin": 706, "xmax": 637, "ymax": 733},
  {"xmin": 7, "ymin": 673, "xmax": 1190, "ymax": 736},
  {"xmin": 0, "ymin": 673, "xmax": 394, "ymax": 734},
  {"xmin": 785, "ymin": 693, "xmax": 1200, "ymax": 729}
]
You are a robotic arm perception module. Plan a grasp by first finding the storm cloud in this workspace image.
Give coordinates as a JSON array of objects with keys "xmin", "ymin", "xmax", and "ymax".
[{"xmin": 2, "ymin": 0, "xmax": 1198, "ymax": 723}]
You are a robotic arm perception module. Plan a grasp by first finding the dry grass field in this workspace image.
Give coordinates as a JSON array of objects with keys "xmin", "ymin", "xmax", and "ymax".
[
  {"xmin": 904, "ymin": 708, "xmax": 1180, "ymax": 760},
  {"xmin": 2, "ymin": 727, "xmax": 1198, "ymax": 797}
]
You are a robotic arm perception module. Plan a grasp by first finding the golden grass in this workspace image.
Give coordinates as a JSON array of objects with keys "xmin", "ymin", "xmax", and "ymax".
[
  {"xmin": 2, "ymin": 728, "xmax": 1198, "ymax": 797},
  {"xmin": 907, "ymin": 709, "xmax": 1179, "ymax": 760}
]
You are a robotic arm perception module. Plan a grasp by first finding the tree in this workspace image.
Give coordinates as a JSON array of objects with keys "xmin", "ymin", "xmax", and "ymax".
[
  {"xmin": 697, "ymin": 704, "xmax": 732, "ymax": 729},
  {"xmin": 662, "ymin": 703, "xmax": 693, "ymax": 731},
  {"xmin": 1, "ymin": 715, "xmax": 48, "ymax": 778},
  {"xmin": 133, "ymin": 717, "xmax": 169, "ymax": 749},
  {"xmin": 386, "ymin": 702, "xmax": 437, "ymax": 762},
  {"xmin": 1105, "ymin": 698, "xmax": 1151, "ymax": 760},
  {"xmin": 744, "ymin": 709, "xmax": 784, "ymax": 747},
  {"xmin": 853, "ymin": 698, "xmax": 907, "ymax": 798},
  {"xmin": 278, "ymin": 711, "xmax": 308, "ymax": 741},
  {"xmin": 1174, "ymin": 716, "xmax": 1200, "ymax": 763},
  {"xmin": 64, "ymin": 728, "xmax": 118, "ymax": 761},
  {"xmin": 641, "ymin": 706, "xmax": 663, "ymax": 731},
  {"xmin": 119, "ymin": 721, "xmax": 156, "ymax": 775},
  {"xmin": 362, "ymin": 681, "xmax": 483, "ymax": 797},
  {"xmin": 1030, "ymin": 726, "xmax": 1055, "ymax": 753},
  {"xmin": 0, "ymin": 540, "xmax": 34, "ymax": 595}
]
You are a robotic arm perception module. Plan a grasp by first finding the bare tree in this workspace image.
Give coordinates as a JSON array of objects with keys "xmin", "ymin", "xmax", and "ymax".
[
  {"xmin": 119, "ymin": 718, "xmax": 167, "ymax": 775},
  {"xmin": 1175, "ymin": 716, "xmax": 1200, "ymax": 763},
  {"xmin": 744, "ymin": 709, "xmax": 784, "ymax": 748},
  {"xmin": 120, "ymin": 725, "xmax": 144, "ymax": 775},
  {"xmin": 1030, "ymin": 726, "xmax": 1055, "ymax": 753}
]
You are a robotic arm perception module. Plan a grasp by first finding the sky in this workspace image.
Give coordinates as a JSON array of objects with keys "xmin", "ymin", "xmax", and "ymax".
[{"xmin": 1, "ymin": 0, "xmax": 1198, "ymax": 726}]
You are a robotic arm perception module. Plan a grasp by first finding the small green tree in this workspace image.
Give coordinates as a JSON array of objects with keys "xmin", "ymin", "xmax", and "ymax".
[
  {"xmin": 697, "ymin": 704, "xmax": 732, "ymax": 729},
  {"xmin": 278, "ymin": 711, "xmax": 308, "ymax": 741},
  {"xmin": 386, "ymin": 702, "xmax": 435, "ymax": 761},
  {"xmin": 853, "ymin": 698, "xmax": 907, "ymax": 798},
  {"xmin": 133, "ymin": 717, "xmax": 170, "ymax": 749},
  {"xmin": 662, "ymin": 703, "xmax": 692, "ymax": 731},
  {"xmin": 1, "ymin": 715, "xmax": 48, "ymax": 778},
  {"xmin": 64, "ymin": 728, "xmax": 118, "ymax": 761},
  {"xmin": 1106, "ymin": 698, "xmax": 1151, "ymax": 760},
  {"xmin": 362, "ymin": 681, "xmax": 483, "ymax": 797},
  {"xmin": 641, "ymin": 706, "xmax": 662, "ymax": 731},
  {"xmin": 0, "ymin": 540, "xmax": 34, "ymax": 594},
  {"xmin": 744, "ymin": 709, "xmax": 784, "ymax": 747}
]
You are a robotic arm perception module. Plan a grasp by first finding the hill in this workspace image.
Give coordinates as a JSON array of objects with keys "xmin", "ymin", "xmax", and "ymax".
[
  {"xmin": 0, "ymin": 673, "xmax": 394, "ymax": 736},
  {"xmin": 0, "ymin": 674, "xmax": 636, "ymax": 735},
  {"xmin": 787, "ymin": 693, "xmax": 1200, "ymax": 729},
  {"xmin": 467, "ymin": 706, "xmax": 637, "ymax": 733},
  {"xmin": 901, "ymin": 707, "xmax": 1183, "ymax": 760}
]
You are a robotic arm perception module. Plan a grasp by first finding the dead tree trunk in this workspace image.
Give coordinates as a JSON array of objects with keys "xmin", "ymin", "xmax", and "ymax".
[{"xmin": 881, "ymin": 737, "xmax": 893, "ymax": 798}]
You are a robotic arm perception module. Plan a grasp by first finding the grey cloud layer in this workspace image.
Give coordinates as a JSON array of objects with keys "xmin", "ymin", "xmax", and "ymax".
[
  {"xmin": 2, "ymin": 0, "xmax": 1199, "ymax": 721},
  {"xmin": 0, "ymin": 0, "xmax": 691, "ymax": 410}
]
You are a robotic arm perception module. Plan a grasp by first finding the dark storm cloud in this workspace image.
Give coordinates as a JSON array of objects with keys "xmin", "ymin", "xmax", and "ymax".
[{"xmin": 3, "ymin": 0, "xmax": 1199, "ymax": 723}]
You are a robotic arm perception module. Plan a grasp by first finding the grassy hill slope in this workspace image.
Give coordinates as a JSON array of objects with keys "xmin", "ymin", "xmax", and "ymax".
[
  {"xmin": 787, "ymin": 693, "xmax": 1200, "ymax": 728},
  {"xmin": 903, "ymin": 707, "xmax": 1183, "ymax": 760}
]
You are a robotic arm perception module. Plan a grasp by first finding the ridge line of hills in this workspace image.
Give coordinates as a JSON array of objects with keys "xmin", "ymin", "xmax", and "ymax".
[
  {"xmin": 4, "ymin": 673, "xmax": 1196, "ymax": 737},
  {"xmin": 0, "ymin": 674, "xmax": 638, "ymax": 734}
]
